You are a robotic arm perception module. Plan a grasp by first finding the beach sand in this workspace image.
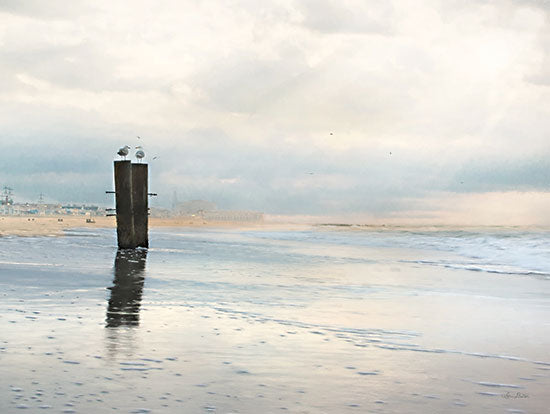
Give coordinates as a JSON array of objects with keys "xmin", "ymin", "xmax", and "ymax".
[
  {"xmin": 0, "ymin": 215, "xmax": 297, "ymax": 237},
  {"xmin": 0, "ymin": 216, "xmax": 114, "ymax": 237}
]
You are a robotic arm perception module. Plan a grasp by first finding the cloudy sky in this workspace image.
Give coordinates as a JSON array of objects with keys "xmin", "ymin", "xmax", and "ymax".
[{"xmin": 1, "ymin": 0, "xmax": 549, "ymax": 223}]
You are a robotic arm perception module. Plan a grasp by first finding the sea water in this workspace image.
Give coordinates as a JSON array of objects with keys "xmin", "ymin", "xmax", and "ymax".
[{"xmin": 1, "ymin": 226, "xmax": 549, "ymax": 413}]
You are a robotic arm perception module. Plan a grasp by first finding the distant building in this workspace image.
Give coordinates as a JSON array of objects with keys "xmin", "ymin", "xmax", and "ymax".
[
  {"xmin": 0, "ymin": 203, "xmax": 106, "ymax": 217},
  {"xmin": 149, "ymin": 207, "xmax": 172, "ymax": 218},
  {"xmin": 202, "ymin": 210, "xmax": 264, "ymax": 222},
  {"xmin": 173, "ymin": 199, "xmax": 263, "ymax": 223},
  {"xmin": 1, "ymin": 186, "xmax": 14, "ymax": 206},
  {"xmin": 174, "ymin": 200, "xmax": 217, "ymax": 215}
]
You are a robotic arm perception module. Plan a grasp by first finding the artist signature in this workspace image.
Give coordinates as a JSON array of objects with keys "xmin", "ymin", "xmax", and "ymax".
[{"xmin": 502, "ymin": 392, "xmax": 529, "ymax": 399}]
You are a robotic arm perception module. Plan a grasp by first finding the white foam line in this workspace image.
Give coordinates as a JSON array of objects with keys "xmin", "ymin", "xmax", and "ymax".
[
  {"xmin": 375, "ymin": 344, "xmax": 548, "ymax": 366},
  {"xmin": 0, "ymin": 261, "xmax": 63, "ymax": 267}
]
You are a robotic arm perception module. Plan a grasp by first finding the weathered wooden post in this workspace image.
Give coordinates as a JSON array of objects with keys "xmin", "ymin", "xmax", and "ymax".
[
  {"xmin": 112, "ymin": 160, "xmax": 150, "ymax": 249},
  {"xmin": 132, "ymin": 163, "xmax": 148, "ymax": 248},
  {"xmin": 114, "ymin": 160, "xmax": 135, "ymax": 249}
]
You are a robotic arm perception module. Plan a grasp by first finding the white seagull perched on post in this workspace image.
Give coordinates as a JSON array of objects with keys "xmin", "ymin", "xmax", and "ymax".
[
  {"xmin": 135, "ymin": 146, "xmax": 145, "ymax": 163},
  {"xmin": 117, "ymin": 145, "xmax": 131, "ymax": 160}
]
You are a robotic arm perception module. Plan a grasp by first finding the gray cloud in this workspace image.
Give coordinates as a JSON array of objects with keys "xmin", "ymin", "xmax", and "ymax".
[
  {"xmin": 297, "ymin": 0, "xmax": 394, "ymax": 35},
  {"xmin": 193, "ymin": 50, "xmax": 312, "ymax": 114},
  {"xmin": 0, "ymin": 0, "xmax": 96, "ymax": 20},
  {"xmin": 451, "ymin": 158, "xmax": 550, "ymax": 192},
  {"xmin": 0, "ymin": 0, "xmax": 548, "ymax": 219}
]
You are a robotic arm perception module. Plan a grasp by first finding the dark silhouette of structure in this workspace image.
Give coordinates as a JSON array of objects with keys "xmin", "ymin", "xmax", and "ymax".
[
  {"xmin": 113, "ymin": 160, "xmax": 149, "ymax": 248},
  {"xmin": 132, "ymin": 163, "xmax": 148, "ymax": 248}
]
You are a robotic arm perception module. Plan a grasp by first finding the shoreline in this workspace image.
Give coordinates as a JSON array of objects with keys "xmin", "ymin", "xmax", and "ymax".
[
  {"xmin": 0, "ymin": 215, "xmax": 310, "ymax": 237},
  {"xmin": 2, "ymin": 215, "xmax": 549, "ymax": 238}
]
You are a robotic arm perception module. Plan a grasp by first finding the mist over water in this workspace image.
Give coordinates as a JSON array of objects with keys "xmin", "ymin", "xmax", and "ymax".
[{"xmin": 1, "ymin": 226, "xmax": 549, "ymax": 413}]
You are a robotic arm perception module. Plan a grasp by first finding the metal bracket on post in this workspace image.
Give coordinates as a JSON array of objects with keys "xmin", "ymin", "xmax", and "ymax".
[{"xmin": 105, "ymin": 207, "xmax": 116, "ymax": 217}]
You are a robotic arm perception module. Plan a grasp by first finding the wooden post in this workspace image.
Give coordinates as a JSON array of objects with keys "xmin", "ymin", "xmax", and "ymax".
[
  {"xmin": 132, "ymin": 163, "xmax": 148, "ymax": 248},
  {"xmin": 114, "ymin": 161, "xmax": 135, "ymax": 249}
]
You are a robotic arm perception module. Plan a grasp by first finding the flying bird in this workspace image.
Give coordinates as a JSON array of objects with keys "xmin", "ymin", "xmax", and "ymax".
[
  {"xmin": 117, "ymin": 145, "xmax": 131, "ymax": 160},
  {"xmin": 135, "ymin": 146, "xmax": 145, "ymax": 162}
]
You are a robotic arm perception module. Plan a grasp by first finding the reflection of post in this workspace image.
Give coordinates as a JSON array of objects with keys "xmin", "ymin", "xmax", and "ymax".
[
  {"xmin": 132, "ymin": 163, "xmax": 148, "ymax": 248},
  {"xmin": 114, "ymin": 161, "xmax": 135, "ymax": 248},
  {"xmin": 106, "ymin": 249, "xmax": 147, "ymax": 328}
]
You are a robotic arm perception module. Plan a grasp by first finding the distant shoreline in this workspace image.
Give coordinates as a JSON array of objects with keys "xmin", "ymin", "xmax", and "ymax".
[
  {"xmin": 0, "ymin": 215, "xmax": 307, "ymax": 237},
  {"xmin": 1, "ymin": 215, "xmax": 549, "ymax": 238}
]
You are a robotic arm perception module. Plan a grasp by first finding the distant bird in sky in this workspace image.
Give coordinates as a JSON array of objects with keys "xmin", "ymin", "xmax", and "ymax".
[
  {"xmin": 137, "ymin": 135, "xmax": 141, "ymax": 140},
  {"xmin": 330, "ymin": 132, "xmax": 333, "ymax": 135},
  {"xmin": 117, "ymin": 145, "xmax": 130, "ymax": 160},
  {"xmin": 389, "ymin": 152, "xmax": 392, "ymax": 155},
  {"xmin": 135, "ymin": 146, "xmax": 145, "ymax": 162}
]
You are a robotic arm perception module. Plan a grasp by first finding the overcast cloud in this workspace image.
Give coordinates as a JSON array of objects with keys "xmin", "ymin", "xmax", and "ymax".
[{"xmin": 0, "ymin": 0, "xmax": 549, "ymax": 223}]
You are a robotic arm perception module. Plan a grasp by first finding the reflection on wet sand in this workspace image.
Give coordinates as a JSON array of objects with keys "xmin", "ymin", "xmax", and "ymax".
[{"xmin": 106, "ymin": 249, "xmax": 147, "ymax": 328}]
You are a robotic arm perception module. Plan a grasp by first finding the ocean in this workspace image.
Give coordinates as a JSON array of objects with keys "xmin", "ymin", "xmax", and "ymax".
[{"xmin": 1, "ymin": 226, "xmax": 549, "ymax": 413}]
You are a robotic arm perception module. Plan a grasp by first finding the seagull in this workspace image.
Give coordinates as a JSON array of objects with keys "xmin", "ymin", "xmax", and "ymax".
[
  {"xmin": 135, "ymin": 146, "xmax": 145, "ymax": 163},
  {"xmin": 117, "ymin": 145, "xmax": 131, "ymax": 160}
]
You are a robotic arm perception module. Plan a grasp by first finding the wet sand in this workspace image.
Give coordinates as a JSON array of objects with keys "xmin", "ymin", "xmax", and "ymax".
[{"xmin": 1, "ymin": 227, "xmax": 549, "ymax": 413}]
